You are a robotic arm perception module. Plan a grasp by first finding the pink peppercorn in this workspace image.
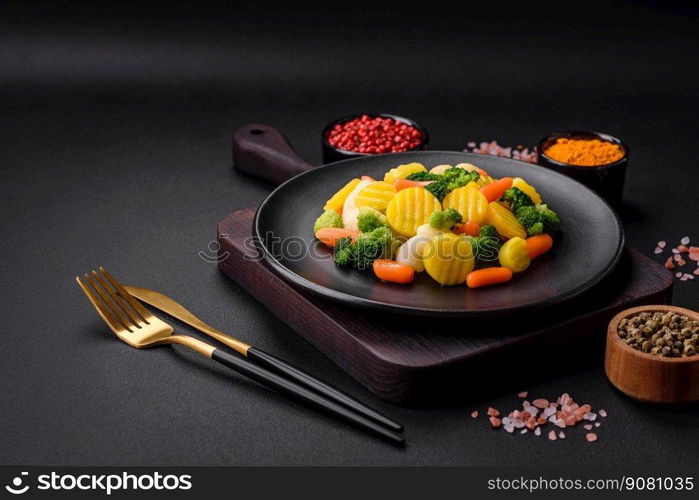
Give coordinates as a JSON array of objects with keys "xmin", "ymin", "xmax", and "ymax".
[{"xmin": 326, "ymin": 115, "xmax": 422, "ymax": 154}]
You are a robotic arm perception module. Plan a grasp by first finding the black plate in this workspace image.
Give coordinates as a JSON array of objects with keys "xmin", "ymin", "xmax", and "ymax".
[{"xmin": 254, "ymin": 151, "xmax": 624, "ymax": 317}]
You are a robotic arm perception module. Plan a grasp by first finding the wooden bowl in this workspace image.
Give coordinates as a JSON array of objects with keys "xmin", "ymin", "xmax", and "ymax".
[{"xmin": 605, "ymin": 305, "xmax": 699, "ymax": 403}]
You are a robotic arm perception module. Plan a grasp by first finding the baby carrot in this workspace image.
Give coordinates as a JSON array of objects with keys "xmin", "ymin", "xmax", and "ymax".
[
  {"xmin": 315, "ymin": 227, "xmax": 360, "ymax": 247},
  {"xmin": 466, "ymin": 267, "xmax": 513, "ymax": 288},
  {"xmin": 480, "ymin": 177, "xmax": 513, "ymax": 202},
  {"xmin": 393, "ymin": 178, "xmax": 433, "ymax": 191},
  {"xmin": 526, "ymin": 233, "xmax": 553, "ymax": 259},
  {"xmin": 373, "ymin": 259, "xmax": 415, "ymax": 284},
  {"xmin": 454, "ymin": 220, "xmax": 480, "ymax": 237}
]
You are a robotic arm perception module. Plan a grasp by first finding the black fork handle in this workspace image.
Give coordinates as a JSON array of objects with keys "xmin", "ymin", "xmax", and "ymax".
[{"xmin": 211, "ymin": 349, "xmax": 404, "ymax": 446}]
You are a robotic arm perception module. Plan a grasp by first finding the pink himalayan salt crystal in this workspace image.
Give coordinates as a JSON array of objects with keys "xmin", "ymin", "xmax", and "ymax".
[
  {"xmin": 654, "ymin": 247, "xmax": 663, "ymax": 254},
  {"xmin": 554, "ymin": 418, "xmax": 567, "ymax": 429},
  {"xmin": 518, "ymin": 391, "xmax": 528, "ymax": 398},
  {"xmin": 548, "ymin": 430, "xmax": 557, "ymax": 441},
  {"xmin": 487, "ymin": 407, "xmax": 500, "ymax": 417},
  {"xmin": 681, "ymin": 236, "xmax": 690, "ymax": 245},
  {"xmin": 471, "ymin": 410, "xmax": 479, "ymax": 418},
  {"xmin": 672, "ymin": 248, "xmax": 680, "ymax": 254},
  {"xmin": 532, "ymin": 398, "xmax": 549, "ymax": 409},
  {"xmin": 599, "ymin": 409, "xmax": 607, "ymax": 418},
  {"xmin": 658, "ymin": 241, "xmax": 667, "ymax": 248},
  {"xmin": 678, "ymin": 259, "xmax": 687, "ymax": 266},
  {"xmin": 558, "ymin": 431, "xmax": 566, "ymax": 439},
  {"xmin": 690, "ymin": 246, "xmax": 699, "ymax": 252},
  {"xmin": 586, "ymin": 433, "xmax": 598, "ymax": 442},
  {"xmin": 676, "ymin": 272, "xmax": 683, "ymax": 278},
  {"xmin": 689, "ymin": 253, "xmax": 699, "ymax": 262},
  {"xmin": 595, "ymin": 422, "xmax": 601, "ymax": 428},
  {"xmin": 584, "ymin": 424, "xmax": 593, "ymax": 430},
  {"xmin": 673, "ymin": 253, "xmax": 682, "ymax": 262},
  {"xmin": 583, "ymin": 412, "xmax": 597, "ymax": 421},
  {"xmin": 520, "ymin": 429, "xmax": 528, "ymax": 434},
  {"xmin": 504, "ymin": 424, "xmax": 515, "ymax": 433},
  {"xmin": 489, "ymin": 416, "xmax": 501, "ymax": 428},
  {"xmin": 534, "ymin": 427, "xmax": 541, "ymax": 437},
  {"xmin": 678, "ymin": 245, "xmax": 689, "ymax": 253},
  {"xmin": 694, "ymin": 268, "xmax": 699, "ymax": 275},
  {"xmin": 665, "ymin": 259, "xmax": 675, "ymax": 269}
]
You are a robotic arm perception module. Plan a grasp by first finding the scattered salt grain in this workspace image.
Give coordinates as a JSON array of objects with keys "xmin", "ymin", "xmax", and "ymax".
[
  {"xmin": 694, "ymin": 268, "xmax": 699, "ymax": 275},
  {"xmin": 520, "ymin": 429, "xmax": 528, "ymax": 434},
  {"xmin": 542, "ymin": 407, "xmax": 557, "ymax": 418},
  {"xmin": 554, "ymin": 418, "xmax": 567, "ymax": 429},
  {"xmin": 584, "ymin": 424, "xmax": 593, "ymax": 430},
  {"xmin": 690, "ymin": 253, "xmax": 699, "ymax": 262},
  {"xmin": 504, "ymin": 424, "xmax": 515, "ymax": 433},
  {"xmin": 548, "ymin": 430, "xmax": 557, "ymax": 441},
  {"xmin": 518, "ymin": 391, "xmax": 528, "ymax": 398},
  {"xmin": 678, "ymin": 245, "xmax": 689, "ymax": 253},
  {"xmin": 471, "ymin": 410, "xmax": 479, "ymax": 418},
  {"xmin": 583, "ymin": 412, "xmax": 597, "ymax": 421},
  {"xmin": 586, "ymin": 433, "xmax": 598, "ymax": 442},
  {"xmin": 683, "ymin": 273, "xmax": 694, "ymax": 280},
  {"xmin": 673, "ymin": 253, "xmax": 682, "ymax": 262},
  {"xmin": 658, "ymin": 241, "xmax": 667, "ymax": 248},
  {"xmin": 672, "ymin": 248, "xmax": 680, "ymax": 254},
  {"xmin": 654, "ymin": 247, "xmax": 663, "ymax": 254},
  {"xmin": 487, "ymin": 407, "xmax": 500, "ymax": 417},
  {"xmin": 532, "ymin": 398, "xmax": 549, "ymax": 409},
  {"xmin": 598, "ymin": 409, "xmax": 607, "ymax": 418},
  {"xmin": 558, "ymin": 431, "xmax": 566, "ymax": 439},
  {"xmin": 681, "ymin": 236, "xmax": 690, "ymax": 245},
  {"xmin": 534, "ymin": 427, "xmax": 541, "ymax": 436},
  {"xmin": 595, "ymin": 422, "xmax": 601, "ymax": 428},
  {"xmin": 489, "ymin": 416, "xmax": 501, "ymax": 428}
]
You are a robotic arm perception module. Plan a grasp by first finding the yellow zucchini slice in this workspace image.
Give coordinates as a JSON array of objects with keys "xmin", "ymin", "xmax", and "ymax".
[
  {"xmin": 383, "ymin": 162, "xmax": 427, "ymax": 184},
  {"xmin": 442, "ymin": 185, "xmax": 489, "ymax": 224},
  {"xmin": 512, "ymin": 177, "xmax": 542, "ymax": 204},
  {"xmin": 485, "ymin": 202, "xmax": 527, "ymax": 240},
  {"xmin": 423, "ymin": 233, "xmax": 475, "ymax": 285}
]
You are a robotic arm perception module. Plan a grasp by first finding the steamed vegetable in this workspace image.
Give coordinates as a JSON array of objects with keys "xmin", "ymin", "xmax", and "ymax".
[
  {"xmin": 373, "ymin": 259, "xmax": 415, "ymax": 284},
  {"xmin": 423, "ymin": 233, "xmax": 475, "ymax": 285},
  {"xmin": 394, "ymin": 178, "xmax": 433, "ymax": 191},
  {"xmin": 385, "ymin": 187, "xmax": 442, "ymax": 237},
  {"xmin": 499, "ymin": 236, "xmax": 531, "ymax": 272},
  {"xmin": 395, "ymin": 236, "xmax": 426, "ymax": 272},
  {"xmin": 442, "ymin": 185, "xmax": 489, "ymax": 224},
  {"xmin": 454, "ymin": 220, "xmax": 480, "ymax": 237},
  {"xmin": 501, "ymin": 187, "xmax": 534, "ymax": 214},
  {"xmin": 428, "ymin": 209, "xmax": 463, "ymax": 230},
  {"xmin": 515, "ymin": 204, "xmax": 562, "ymax": 236},
  {"xmin": 341, "ymin": 178, "xmax": 374, "ymax": 231},
  {"xmin": 315, "ymin": 227, "xmax": 359, "ymax": 247},
  {"xmin": 357, "ymin": 207, "xmax": 388, "ymax": 232},
  {"xmin": 526, "ymin": 233, "xmax": 554, "ymax": 259},
  {"xmin": 333, "ymin": 227, "xmax": 394, "ymax": 270},
  {"xmin": 313, "ymin": 210, "xmax": 344, "ymax": 233},
  {"xmin": 355, "ymin": 181, "xmax": 396, "ymax": 211},
  {"xmin": 511, "ymin": 177, "xmax": 542, "ymax": 204},
  {"xmin": 464, "ymin": 224, "xmax": 502, "ymax": 261},
  {"xmin": 324, "ymin": 178, "xmax": 360, "ymax": 212},
  {"xmin": 466, "ymin": 267, "xmax": 513, "ymax": 288},
  {"xmin": 480, "ymin": 177, "xmax": 513, "ymax": 202},
  {"xmin": 485, "ymin": 201, "xmax": 527, "ymax": 240},
  {"xmin": 383, "ymin": 162, "xmax": 426, "ymax": 184}
]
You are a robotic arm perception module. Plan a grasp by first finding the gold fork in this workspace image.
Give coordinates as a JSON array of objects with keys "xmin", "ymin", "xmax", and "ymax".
[{"xmin": 76, "ymin": 267, "xmax": 404, "ymax": 445}]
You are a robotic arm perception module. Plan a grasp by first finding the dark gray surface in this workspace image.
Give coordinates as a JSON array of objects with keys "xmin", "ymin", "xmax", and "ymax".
[{"xmin": 1, "ymin": 4, "xmax": 697, "ymax": 466}]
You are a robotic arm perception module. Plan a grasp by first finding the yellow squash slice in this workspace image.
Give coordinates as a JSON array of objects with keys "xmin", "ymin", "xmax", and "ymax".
[
  {"xmin": 355, "ymin": 181, "xmax": 396, "ymax": 211},
  {"xmin": 385, "ymin": 187, "xmax": 442, "ymax": 237},
  {"xmin": 485, "ymin": 202, "xmax": 527, "ymax": 240},
  {"xmin": 423, "ymin": 233, "xmax": 475, "ymax": 285},
  {"xmin": 383, "ymin": 162, "xmax": 426, "ymax": 184},
  {"xmin": 512, "ymin": 177, "xmax": 542, "ymax": 204},
  {"xmin": 499, "ymin": 236, "xmax": 531, "ymax": 272},
  {"xmin": 442, "ymin": 185, "xmax": 489, "ymax": 224},
  {"xmin": 324, "ymin": 178, "xmax": 360, "ymax": 212}
]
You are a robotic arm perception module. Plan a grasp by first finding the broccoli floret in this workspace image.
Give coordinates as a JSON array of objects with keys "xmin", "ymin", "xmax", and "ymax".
[
  {"xmin": 335, "ymin": 227, "xmax": 394, "ymax": 270},
  {"xmin": 424, "ymin": 180, "xmax": 449, "ymax": 201},
  {"xmin": 501, "ymin": 187, "xmax": 534, "ymax": 213},
  {"xmin": 463, "ymin": 224, "xmax": 502, "ymax": 263},
  {"xmin": 357, "ymin": 207, "xmax": 388, "ymax": 232},
  {"xmin": 428, "ymin": 209, "xmax": 463, "ymax": 230},
  {"xmin": 441, "ymin": 167, "xmax": 480, "ymax": 191},
  {"xmin": 515, "ymin": 204, "xmax": 561, "ymax": 236},
  {"xmin": 313, "ymin": 210, "xmax": 343, "ymax": 233},
  {"xmin": 537, "ymin": 204, "xmax": 562, "ymax": 234},
  {"xmin": 405, "ymin": 171, "xmax": 442, "ymax": 182},
  {"xmin": 333, "ymin": 237, "xmax": 354, "ymax": 267}
]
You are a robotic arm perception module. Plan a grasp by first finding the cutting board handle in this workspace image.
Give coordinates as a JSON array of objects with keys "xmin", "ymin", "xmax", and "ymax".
[{"xmin": 233, "ymin": 124, "xmax": 316, "ymax": 185}]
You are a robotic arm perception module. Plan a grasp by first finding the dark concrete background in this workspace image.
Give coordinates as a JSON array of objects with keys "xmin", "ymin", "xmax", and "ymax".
[{"xmin": 1, "ymin": 2, "xmax": 697, "ymax": 465}]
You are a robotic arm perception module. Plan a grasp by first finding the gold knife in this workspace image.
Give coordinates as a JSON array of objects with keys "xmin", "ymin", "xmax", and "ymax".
[{"xmin": 123, "ymin": 284, "xmax": 404, "ymax": 433}]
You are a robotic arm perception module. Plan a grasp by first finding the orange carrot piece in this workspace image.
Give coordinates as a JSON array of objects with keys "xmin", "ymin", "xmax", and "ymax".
[
  {"xmin": 373, "ymin": 259, "xmax": 415, "ymax": 284},
  {"xmin": 476, "ymin": 167, "xmax": 489, "ymax": 177},
  {"xmin": 466, "ymin": 267, "xmax": 513, "ymax": 288},
  {"xmin": 393, "ymin": 178, "xmax": 433, "ymax": 191},
  {"xmin": 526, "ymin": 233, "xmax": 554, "ymax": 259},
  {"xmin": 454, "ymin": 220, "xmax": 480, "ymax": 237},
  {"xmin": 480, "ymin": 177, "xmax": 513, "ymax": 202},
  {"xmin": 315, "ymin": 227, "xmax": 360, "ymax": 247}
]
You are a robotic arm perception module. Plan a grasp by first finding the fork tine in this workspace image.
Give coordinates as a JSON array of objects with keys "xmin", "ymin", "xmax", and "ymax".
[
  {"xmin": 99, "ymin": 267, "xmax": 153, "ymax": 322},
  {"xmin": 76, "ymin": 276, "xmax": 131, "ymax": 333},
  {"xmin": 91, "ymin": 270, "xmax": 145, "ymax": 328},
  {"xmin": 83, "ymin": 273, "xmax": 137, "ymax": 331}
]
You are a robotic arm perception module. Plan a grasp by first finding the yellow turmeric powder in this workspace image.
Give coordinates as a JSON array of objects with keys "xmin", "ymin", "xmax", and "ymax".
[{"xmin": 544, "ymin": 138, "xmax": 624, "ymax": 167}]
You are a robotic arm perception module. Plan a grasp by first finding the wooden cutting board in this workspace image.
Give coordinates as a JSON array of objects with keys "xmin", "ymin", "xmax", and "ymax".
[{"xmin": 218, "ymin": 208, "xmax": 673, "ymax": 406}]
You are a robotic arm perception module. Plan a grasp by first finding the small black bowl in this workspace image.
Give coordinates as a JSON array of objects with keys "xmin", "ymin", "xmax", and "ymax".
[
  {"xmin": 322, "ymin": 113, "xmax": 429, "ymax": 164},
  {"xmin": 537, "ymin": 131, "xmax": 629, "ymax": 204}
]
